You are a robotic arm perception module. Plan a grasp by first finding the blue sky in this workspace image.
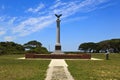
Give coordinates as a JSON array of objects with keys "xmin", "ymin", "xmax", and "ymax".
[{"xmin": 0, "ymin": 0, "xmax": 120, "ymax": 51}]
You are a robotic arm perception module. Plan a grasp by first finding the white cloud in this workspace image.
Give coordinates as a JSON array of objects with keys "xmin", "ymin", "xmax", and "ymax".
[
  {"xmin": 50, "ymin": 0, "xmax": 66, "ymax": 9},
  {"xmin": 50, "ymin": 0, "xmax": 109, "ymax": 18},
  {"xmin": 12, "ymin": 0, "xmax": 110, "ymax": 37},
  {"xmin": 64, "ymin": 16, "xmax": 88, "ymax": 23},
  {"xmin": 8, "ymin": 17, "xmax": 17, "ymax": 24},
  {"xmin": 27, "ymin": 3, "xmax": 45, "ymax": 13},
  {"xmin": 12, "ymin": 15, "xmax": 54, "ymax": 36},
  {"xmin": 0, "ymin": 0, "xmax": 110, "ymax": 38},
  {"xmin": 99, "ymin": 3, "xmax": 114, "ymax": 9},
  {"xmin": 0, "ymin": 31, "xmax": 5, "ymax": 35},
  {"xmin": 0, "ymin": 28, "xmax": 6, "ymax": 35},
  {"xmin": 4, "ymin": 36, "xmax": 15, "ymax": 41}
]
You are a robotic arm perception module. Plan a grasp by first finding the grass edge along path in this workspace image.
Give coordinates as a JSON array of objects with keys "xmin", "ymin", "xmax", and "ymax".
[
  {"xmin": 66, "ymin": 53, "xmax": 120, "ymax": 80},
  {"xmin": 0, "ymin": 54, "xmax": 50, "ymax": 80}
]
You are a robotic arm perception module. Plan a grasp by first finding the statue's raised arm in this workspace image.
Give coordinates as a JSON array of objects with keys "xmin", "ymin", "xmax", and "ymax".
[{"xmin": 55, "ymin": 14, "xmax": 62, "ymax": 19}]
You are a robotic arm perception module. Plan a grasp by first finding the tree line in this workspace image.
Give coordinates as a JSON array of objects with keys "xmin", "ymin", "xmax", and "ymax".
[
  {"xmin": 0, "ymin": 40, "xmax": 49, "ymax": 55},
  {"xmin": 78, "ymin": 39, "xmax": 120, "ymax": 53}
]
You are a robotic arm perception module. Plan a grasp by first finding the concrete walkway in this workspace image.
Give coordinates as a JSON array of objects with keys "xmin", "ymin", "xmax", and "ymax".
[
  {"xmin": 91, "ymin": 58, "xmax": 103, "ymax": 60},
  {"xmin": 45, "ymin": 59, "xmax": 74, "ymax": 80},
  {"xmin": 17, "ymin": 57, "xmax": 103, "ymax": 80}
]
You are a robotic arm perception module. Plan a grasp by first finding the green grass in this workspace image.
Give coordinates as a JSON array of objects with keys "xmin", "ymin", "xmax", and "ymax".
[
  {"xmin": 66, "ymin": 53, "xmax": 120, "ymax": 80},
  {"xmin": 0, "ymin": 54, "xmax": 50, "ymax": 80}
]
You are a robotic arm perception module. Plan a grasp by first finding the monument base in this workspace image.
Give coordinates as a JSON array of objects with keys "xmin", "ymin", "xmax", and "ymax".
[
  {"xmin": 51, "ymin": 44, "xmax": 64, "ymax": 54},
  {"xmin": 25, "ymin": 53, "xmax": 91, "ymax": 59},
  {"xmin": 51, "ymin": 51, "xmax": 64, "ymax": 54},
  {"xmin": 55, "ymin": 44, "xmax": 61, "ymax": 51}
]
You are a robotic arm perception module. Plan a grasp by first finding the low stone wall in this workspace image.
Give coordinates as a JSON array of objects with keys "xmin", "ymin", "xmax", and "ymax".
[{"xmin": 25, "ymin": 53, "xmax": 91, "ymax": 59}]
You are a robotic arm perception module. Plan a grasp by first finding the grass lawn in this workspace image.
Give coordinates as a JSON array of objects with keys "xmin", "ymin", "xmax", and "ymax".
[
  {"xmin": 66, "ymin": 53, "xmax": 120, "ymax": 80},
  {"xmin": 0, "ymin": 54, "xmax": 50, "ymax": 80}
]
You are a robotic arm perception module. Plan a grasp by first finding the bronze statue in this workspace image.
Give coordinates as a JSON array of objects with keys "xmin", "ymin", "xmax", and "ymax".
[{"xmin": 55, "ymin": 14, "xmax": 62, "ymax": 19}]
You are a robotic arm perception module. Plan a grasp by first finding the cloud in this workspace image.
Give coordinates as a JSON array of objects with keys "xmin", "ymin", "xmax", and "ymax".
[
  {"xmin": 50, "ymin": 0, "xmax": 66, "ymax": 9},
  {"xmin": 99, "ymin": 3, "xmax": 114, "ymax": 9},
  {"xmin": 12, "ymin": 0, "xmax": 110, "ymax": 36},
  {"xmin": 4, "ymin": 36, "xmax": 15, "ymax": 41},
  {"xmin": 12, "ymin": 15, "xmax": 54, "ymax": 36},
  {"xmin": 27, "ymin": 3, "xmax": 45, "ymax": 13},
  {"xmin": 0, "ymin": 0, "xmax": 110, "ymax": 39},
  {"xmin": 50, "ymin": 0, "xmax": 109, "ymax": 18},
  {"xmin": 64, "ymin": 16, "xmax": 88, "ymax": 23},
  {"xmin": 0, "ymin": 16, "xmax": 5, "ymax": 22},
  {"xmin": 0, "ymin": 31, "xmax": 5, "ymax": 35},
  {"xmin": 8, "ymin": 17, "xmax": 17, "ymax": 24},
  {"xmin": 56, "ymin": 0, "xmax": 61, "ymax": 2},
  {"xmin": 0, "ymin": 28, "xmax": 6, "ymax": 36}
]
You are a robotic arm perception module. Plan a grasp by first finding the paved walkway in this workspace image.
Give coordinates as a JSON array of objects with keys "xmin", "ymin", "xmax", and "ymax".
[
  {"xmin": 18, "ymin": 57, "xmax": 103, "ymax": 80},
  {"xmin": 91, "ymin": 58, "xmax": 103, "ymax": 60},
  {"xmin": 45, "ymin": 59, "xmax": 74, "ymax": 80}
]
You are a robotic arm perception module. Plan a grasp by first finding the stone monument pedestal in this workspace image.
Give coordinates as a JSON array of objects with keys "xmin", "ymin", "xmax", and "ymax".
[
  {"xmin": 52, "ymin": 44, "xmax": 64, "ymax": 54},
  {"xmin": 52, "ymin": 51, "xmax": 64, "ymax": 54},
  {"xmin": 55, "ymin": 44, "xmax": 61, "ymax": 51}
]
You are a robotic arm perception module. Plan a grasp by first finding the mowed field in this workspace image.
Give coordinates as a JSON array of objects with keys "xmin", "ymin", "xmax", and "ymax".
[
  {"xmin": 66, "ymin": 53, "xmax": 120, "ymax": 80},
  {"xmin": 0, "ymin": 54, "xmax": 120, "ymax": 80},
  {"xmin": 0, "ymin": 55, "xmax": 50, "ymax": 80}
]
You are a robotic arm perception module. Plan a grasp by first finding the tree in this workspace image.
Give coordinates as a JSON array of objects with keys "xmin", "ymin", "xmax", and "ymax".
[
  {"xmin": 24, "ymin": 40, "xmax": 49, "ymax": 54},
  {"xmin": 109, "ymin": 39, "xmax": 120, "ymax": 53},
  {"xmin": 24, "ymin": 40, "xmax": 42, "ymax": 50},
  {"xmin": 0, "ymin": 42, "xmax": 25, "ymax": 54},
  {"xmin": 33, "ymin": 47, "xmax": 48, "ymax": 54},
  {"xmin": 78, "ymin": 38, "xmax": 120, "ymax": 53},
  {"xmin": 78, "ymin": 42, "xmax": 97, "ymax": 53}
]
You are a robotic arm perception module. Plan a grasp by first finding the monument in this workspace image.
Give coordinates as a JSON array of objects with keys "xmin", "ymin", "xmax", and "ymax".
[
  {"xmin": 25, "ymin": 14, "xmax": 91, "ymax": 59},
  {"xmin": 53, "ymin": 14, "xmax": 64, "ymax": 54}
]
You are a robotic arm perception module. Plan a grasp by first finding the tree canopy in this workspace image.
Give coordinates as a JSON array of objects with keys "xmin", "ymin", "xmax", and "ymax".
[
  {"xmin": 24, "ymin": 40, "xmax": 42, "ymax": 48},
  {"xmin": 0, "ymin": 42, "xmax": 25, "ymax": 54},
  {"xmin": 78, "ymin": 39, "xmax": 120, "ymax": 53},
  {"xmin": 24, "ymin": 40, "xmax": 49, "ymax": 54},
  {"xmin": 0, "ymin": 40, "xmax": 49, "ymax": 55}
]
